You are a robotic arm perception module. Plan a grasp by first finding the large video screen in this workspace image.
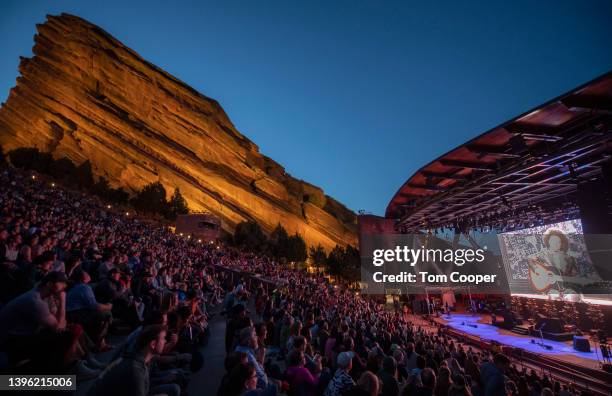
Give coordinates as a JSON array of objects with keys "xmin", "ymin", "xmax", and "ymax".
[{"xmin": 498, "ymin": 219, "xmax": 611, "ymax": 305}]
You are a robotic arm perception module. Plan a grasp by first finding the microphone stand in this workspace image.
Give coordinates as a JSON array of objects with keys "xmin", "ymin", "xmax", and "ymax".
[{"xmin": 538, "ymin": 325, "xmax": 546, "ymax": 347}]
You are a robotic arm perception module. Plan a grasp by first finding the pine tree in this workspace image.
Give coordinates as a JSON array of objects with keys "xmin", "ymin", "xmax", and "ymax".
[
  {"xmin": 75, "ymin": 160, "xmax": 95, "ymax": 189},
  {"xmin": 92, "ymin": 176, "xmax": 112, "ymax": 199},
  {"xmin": 287, "ymin": 233, "xmax": 307, "ymax": 263},
  {"xmin": 167, "ymin": 187, "xmax": 189, "ymax": 219},
  {"xmin": 309, "ymin": 244, "xmax": 327, "ymax": 266},
  {"xmin": 269, "ymin": 224, "xmax": 289, "ymax": 259},
  {"xmin": 109, "ymin": 187, "xmax": 129, "ymax": 204},
  {"xmin": 49, "ymin": 157, "xmax": 78, "ymax": 181},
  {"xmin": 325, "ymin": 245, "xmax": 345, "ymax": 277},
  {"xmin": 234, "ymin": 220, "xmax": 267, "ymax": 252},
  {"xmin": 341, "ymin": 245, "xmax": 361, "ymax": 282},
  {"xmin": 131, "ymin": 182, "xmax": 168, "ymax": 215}
]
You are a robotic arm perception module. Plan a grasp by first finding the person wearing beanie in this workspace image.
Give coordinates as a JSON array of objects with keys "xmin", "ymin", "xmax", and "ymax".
[{"xmin": 324, "ymin": 351, "xmax": 355, "ymax": 396}]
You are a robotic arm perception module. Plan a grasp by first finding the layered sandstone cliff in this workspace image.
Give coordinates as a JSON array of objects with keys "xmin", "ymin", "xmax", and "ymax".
[{"xmin": 0, "ymin": 13, "xmax": 357, "ymax": 250}]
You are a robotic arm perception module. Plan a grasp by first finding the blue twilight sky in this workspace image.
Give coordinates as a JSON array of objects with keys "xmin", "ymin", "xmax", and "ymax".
[{"xmin": 1, "ymin": 1, "xmax": 611, "ymax": 215}]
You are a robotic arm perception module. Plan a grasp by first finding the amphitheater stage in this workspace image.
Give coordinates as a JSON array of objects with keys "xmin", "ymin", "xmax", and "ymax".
[{"xmin": 433, "ymin": 313, "xmax": 603, "ymax": 369}]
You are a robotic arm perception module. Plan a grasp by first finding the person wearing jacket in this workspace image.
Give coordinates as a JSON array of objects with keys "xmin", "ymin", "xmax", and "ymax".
[{"xmin": 285, "ymin": 350, "xmax": 321, "ymax": 396}]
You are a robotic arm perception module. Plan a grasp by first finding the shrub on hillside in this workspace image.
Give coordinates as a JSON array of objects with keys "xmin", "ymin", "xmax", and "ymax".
[
  {"xmin": 8, "ymin": 147, "xmax": 53, "ymax": 173},
  {"xmin": 107, "ymin": 187, "xmax": 130, "ymax": 205},
  {"xmin": 48, "ymin": 157, "xmax": 78, "ymax": 181},
  {"xmin": 234, "ymin": 220, "xmax": 267, "ymax": 252},
  {"xmin": 130, "ymin": 182, "xmax": 168, "ymax": 215}
]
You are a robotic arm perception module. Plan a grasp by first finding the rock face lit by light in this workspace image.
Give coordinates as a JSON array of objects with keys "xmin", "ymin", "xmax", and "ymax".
[{"xmin": 0, "ymin": 13, "xmax": 357, "ymax": 251}]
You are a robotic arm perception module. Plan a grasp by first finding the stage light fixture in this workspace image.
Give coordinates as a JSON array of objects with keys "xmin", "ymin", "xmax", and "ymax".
[{"xmin": 569, "ymin": 162, "xmax": 579, "ymax": 182}]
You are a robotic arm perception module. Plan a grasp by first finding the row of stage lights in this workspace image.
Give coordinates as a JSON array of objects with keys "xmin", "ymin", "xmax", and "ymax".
[{"xmin": 418, "ymin": 201, "xmax": 580, "ymax": 235}]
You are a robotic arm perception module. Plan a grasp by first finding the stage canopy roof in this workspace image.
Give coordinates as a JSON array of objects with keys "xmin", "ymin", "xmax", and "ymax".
[{"xmin": 386, "ymin": 71, "xmax": 612, "ymax": 232}]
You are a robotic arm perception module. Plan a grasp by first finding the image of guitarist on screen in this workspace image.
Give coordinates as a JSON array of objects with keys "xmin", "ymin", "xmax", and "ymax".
[{"xmin": 527, "ymin": 229, "xmax": 592, "ymax": 296}]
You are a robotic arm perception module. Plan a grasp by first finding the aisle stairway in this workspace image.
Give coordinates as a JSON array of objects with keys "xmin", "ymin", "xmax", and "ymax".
[{"xmin": 187, "ymin": 307, "xmax": 228, "ymax": 395}]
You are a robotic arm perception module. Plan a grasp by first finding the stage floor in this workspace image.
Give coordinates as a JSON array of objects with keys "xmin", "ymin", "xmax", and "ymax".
[{"xmin": 437, "ymin": 313, "xmax": 601, "ymax": 369}]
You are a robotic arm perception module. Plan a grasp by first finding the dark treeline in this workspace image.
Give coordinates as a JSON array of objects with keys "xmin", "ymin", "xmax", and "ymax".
[{"xmin": 233, "ymin": 219, "xmax": 360, "ymax": 279}]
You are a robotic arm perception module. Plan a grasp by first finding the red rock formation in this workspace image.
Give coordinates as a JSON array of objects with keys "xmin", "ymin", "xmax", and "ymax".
[{"xmin": 0, "ymin": 13, "xmax": 357, "ymax": 250}]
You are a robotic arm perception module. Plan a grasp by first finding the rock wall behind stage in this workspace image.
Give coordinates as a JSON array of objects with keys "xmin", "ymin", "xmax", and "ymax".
[{"xmin": 0, "ymin": 13, "xmax": 357, "ymax": 251}]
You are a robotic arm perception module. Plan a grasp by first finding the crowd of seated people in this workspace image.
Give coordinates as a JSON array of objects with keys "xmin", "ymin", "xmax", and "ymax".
[
  {"xmin": 219, "ymin": 272, "xmax": 593, "ymax": 395},
  {"xmin": 0, "ymin": 168, "xmax": 226, "ymax": 394},
  {"xmin": 0, "ymin": 166, "xmax": 596, "ymax": 396}
]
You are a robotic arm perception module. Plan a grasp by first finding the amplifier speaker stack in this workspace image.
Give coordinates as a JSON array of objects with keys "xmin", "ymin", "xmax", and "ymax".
[{"xmin": 572, "ymin": 335, "xmax": 591, "ymax": 353}]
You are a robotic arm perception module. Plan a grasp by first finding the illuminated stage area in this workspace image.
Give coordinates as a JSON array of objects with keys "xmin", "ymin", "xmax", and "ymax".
[
  {"xmin": 440, "ymin": 313, "xmax": 599, "ymax": 364},
  {"xmin": 357, "ymin": 72, "xmax": 612, "ymax": 395},
  {"xmin": 428, "ymin": 311, "xmax": 612, "ymax": 394}
]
